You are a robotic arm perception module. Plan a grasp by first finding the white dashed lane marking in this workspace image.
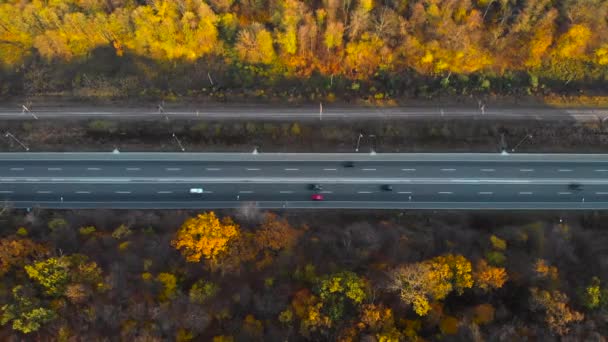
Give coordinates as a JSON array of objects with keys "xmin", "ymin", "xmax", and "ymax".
[
  {"xmin": 87, "ymin": 167, "xmax": 101, "ymax": 171},
  {"xmin": 115, "ymin": 191, "xmax": 131, "ymax": 194},
  {"xmin": 166, "ymin": 168, "xmax": 181, "ymax": 171},
  {"xmin": 480, "ymin": 169, "xmax": 495, "ymax": 172},
  {"xmin": 10, "ymin": 168, "xmax": 24, "ymax": 171},
  {"xmin": 284, "ymin": 168, "xmax": 299, "ymax": 171},
  {"xmin": 519, "ymin": 191, "xmax": 533, "ymax": 195},
  {"xmin": 157, "ymin": 191, "xmax": 173, "ymax": 194},
  {"xmin": 323, "ymin": 168, "xmax": 337, "ymax": 171},
  {"xmin": 401, "ymin": 168, "xmax": 416, "ymax": 172},
  {"xmin": 519, "ymin": 169, "xmax": 534, "ymax": 172},
  {"xmin": 438, "ymin": 191, "xmax": 453, "ymax": 194},
  {"xmin": 440, "ymin": 168, "xmax": 456, "ymax": 172},
  {"xmin": 478, "ymin": 192, "xmax": 493, "ymax": 195},
  {"xmin": 239, "ymin": 191, "xmax": 254, "ymax": 194},
  {"xmin": 246, "ymin": 168, "xmax": 261, "ymax": 171},
  {"xmin": 558, "ymin": 192, "xmax": 572, "ymax": 195},
  {"xmin": 36, "ymin": 191, "xmax": 52, "ymax": 194},
  {"xmin": 558, "ymin": 169, "xmax": 572, "ymax": 172},
  {"xmin": 206, "ymin": 168, "xmax": 221, "ymax": 171},
  {"xmin": 75, "ymin": 191, "xmax": 91, "ymax": 194},
  {"xmin": 47, "ymin": 168, "xmax": 62, "ymax": 171},
  {"xmin": 126, "ymin": 168, "xmax": 141, "ymax": 171}
]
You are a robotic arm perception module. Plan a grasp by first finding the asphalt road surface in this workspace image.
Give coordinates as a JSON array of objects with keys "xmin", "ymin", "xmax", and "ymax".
[
  {"xmin": 1, "ymin": 152, "xmax": 608, "ymax": 209},
  {"xmin": 1, "ymin": 104, "xmax": 607, "ymax": 121}
]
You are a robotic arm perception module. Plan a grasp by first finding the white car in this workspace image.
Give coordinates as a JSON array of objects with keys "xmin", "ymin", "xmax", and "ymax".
[{"xmin": 189, "ymin": 188, "xmax": 204, "ymax": 194}]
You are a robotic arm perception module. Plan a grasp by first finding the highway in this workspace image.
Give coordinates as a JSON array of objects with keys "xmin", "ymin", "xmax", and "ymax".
[
  {"xmin": 2, "ymin": 153, "xmax": 608, "ymax": 209},
  {"xmin": 1, "ymin": 104, "xmax": 607, "ymax": 121}
]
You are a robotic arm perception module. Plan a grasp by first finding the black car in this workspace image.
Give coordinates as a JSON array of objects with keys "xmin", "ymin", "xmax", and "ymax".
[
  {"xmin": 309, "ymin": 184, "xmax": 323, "ymax": 191},
  {"xmin": 381, "ymin": 184, "xmax": 393, "ymax": 191},
  {"xmin": 343, "ymin": 161, "xmax": 355, "ymax": 168},
  {"xmin": 568, "ymin": 183, "xmax": 583, "ymax": 191}
]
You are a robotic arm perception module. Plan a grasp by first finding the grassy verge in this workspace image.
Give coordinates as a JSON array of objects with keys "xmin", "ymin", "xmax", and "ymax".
[{"xmin": 1, "ymin": 116, "xmax": 607, "ymax": 153}]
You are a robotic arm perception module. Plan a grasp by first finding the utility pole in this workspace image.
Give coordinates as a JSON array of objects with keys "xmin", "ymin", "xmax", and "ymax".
[
  {"xmin": 4, "ymin": 132, "xmax": 29, "ymax": 151},
  {"xmin": 172, "ymin": 133, "xmax": 185, "ymax": 152}
]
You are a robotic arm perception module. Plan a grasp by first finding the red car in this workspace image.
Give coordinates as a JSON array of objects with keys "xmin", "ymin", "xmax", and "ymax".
[{"xmin": 311, "ymin": 194, "xmax": 324, "ymax": 201}]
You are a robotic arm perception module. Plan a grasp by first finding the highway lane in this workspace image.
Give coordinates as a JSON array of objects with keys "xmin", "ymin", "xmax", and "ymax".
[
  {"xmin": 1, "ymin": 152, "xmax": 608, "ymax": 209},
  {"xmin": 0, "ymin": 104, "xmax": 607, "ymax": 121},
  {"xmin": 5, "ymin": 160, "xmax": 608, "ymax": 180}
]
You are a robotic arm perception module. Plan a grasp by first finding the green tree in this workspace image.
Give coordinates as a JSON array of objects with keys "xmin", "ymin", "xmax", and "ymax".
[
  {"xmin": 24, "ymin": 254, "xmax": 104, "ymax": 297},
  {"xmin": 189, "ymin": 279, "xmax": 219, "ymax": 304},
  {"xmin": 580, "ymin": 277, "xmax": 608, "ymax": 310},
  {"xmin": 0, "ymin": 286, "xmax": 56, "ymax": 334},
  {"xmin": 315, "ymin": 271, "xmax": 367, "ymax": 321},
  {"xmin": 156, "ymin": 272, "xmax": 178, "ymax": 301}
]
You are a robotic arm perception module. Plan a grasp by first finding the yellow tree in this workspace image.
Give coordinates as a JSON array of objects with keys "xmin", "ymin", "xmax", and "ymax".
[
  {"xmin": 429, "ymin": 254, "xmax": 473, "ymax": 295},
  {"xmin": 389, "ymin": 263, "xmax": 439, "ymax": 316},
  {"xmin": 236, "ymin": 23, "xmax": 276, "ymax": 64},
  {"xmin": 290, "ymin": 288, "xmax": 332, "ymax": 338},
  {"xmin": 172, "ymin": 212, "xmax": 240, "ymax": 263},
  {"xmin": 130, "ymin": 0, "xmax": 219, "ymax": 61},
  {"xmin": 344, "ymin": 33, "xmax": 390, "ymax": 79},
  {"xmin": 529, "ymin": 288, "xmax": 583, "ymax": 335},
  {"xmin": 389, "ymin": 254, "xmax": 473, "ymax": 316},
  {"xmin": 524, "ymin": 10, "xmax": 558, "ymax": 68},
  {"xmin": 0, "ymin": 2, "xmax": 34, "ymax": 66}
]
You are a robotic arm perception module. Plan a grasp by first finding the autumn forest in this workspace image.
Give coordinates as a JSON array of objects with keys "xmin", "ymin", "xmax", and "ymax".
[
  {"xmin": 0, "ymin": 209, "xmax": 607, "ymax": 340},
  {"xmin": 1, "ymin": 0, "xmax": 608, "ymax": 100}
]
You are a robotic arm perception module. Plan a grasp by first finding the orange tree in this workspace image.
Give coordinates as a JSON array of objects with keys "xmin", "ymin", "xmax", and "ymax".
[
  {"xmin": 474, "ymin": 259, "xmax": 508, "ymax": 292},
  {"xmin": 172, "ymin": 212, "xmax": 240, "ymax": 264}
]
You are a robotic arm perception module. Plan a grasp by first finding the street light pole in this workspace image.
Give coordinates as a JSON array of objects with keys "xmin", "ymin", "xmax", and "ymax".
[
  {"xmin": 355, "ymin": 133, "xmax": 363, "ymax": 152},
  {"xmin": 319, "ymin": 102, "xmax": 323, "ymax": 121},
  {"xmin": 172, "ymin": 133, "xmax": 185, "ymax": 152},
  {"xmin": 158, "ymin": 101, "xmax": 168, "ymax": 121},
  {"xmin": 4, "ymin": 132, "xmax": 29, "ymax": 151},
  {"xmin": 21, "ymin": 105, "xmax": 38, "ymax": 120},
  {"xmin": 511, "ymin": 134, "xmax": 533, "ymax": 152}
]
